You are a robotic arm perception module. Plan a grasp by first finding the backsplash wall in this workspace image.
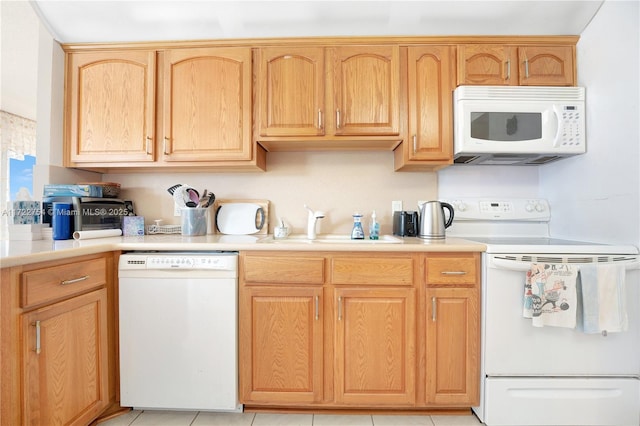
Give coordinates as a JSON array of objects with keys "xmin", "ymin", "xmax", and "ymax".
[{"xmin": 106, "ymin": 151, "xmax": 438, "ymax": 236}]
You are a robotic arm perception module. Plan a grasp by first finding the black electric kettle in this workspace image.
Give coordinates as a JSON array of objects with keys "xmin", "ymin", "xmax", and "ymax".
[{"xmin": 418, "ymin": 201, "xmax": 454, "ymax": 240}]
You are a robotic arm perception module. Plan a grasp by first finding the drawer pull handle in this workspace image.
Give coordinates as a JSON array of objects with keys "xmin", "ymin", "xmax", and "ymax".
[
  {"xmin": 432, "ymin": 297, "xmax": 437, "ymax": 322},
  {"xmin": 336, "ymin": 109, "xmax": 341, "ymax": 129},
  {"xmin": 337, "ymin": 296, "xmax": 342, "ymax": 321},
  {"xmin": 505, "ymin": 59, "xmax": 511, "ymax": 80},
  {"xmin": 315, "ymin": 295, "xmax": 320, "ymax": 321},
  {"xmin": 318, "ymin": 109, "xmax": 323, "ymax": 130},
  {"xmin": 33, "ymin": 321, "xmax": 41, "ymax": 354},
  {"xmin": 441, "ymin": 271, "xmax": 467, "ymax": 275},
  {"xmin": 61, "ymin": 275, "xmax": 89, "ymax": 285}
]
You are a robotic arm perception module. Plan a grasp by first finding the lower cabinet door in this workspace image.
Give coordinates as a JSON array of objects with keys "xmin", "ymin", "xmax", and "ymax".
[
  {"xmin": 334, "ymin": 287, "xmax": 416, "ymax": 405},
  {"xmin": 22, "ymin": 289, "xmax": 109, "ymax": 426},
  {"xmin": 425, "ymin": 288, "xmax": 480, "ymax": 406},
  {"xmin": 240, "ymin": 286, "xmax": 324, "ymax": 404}
]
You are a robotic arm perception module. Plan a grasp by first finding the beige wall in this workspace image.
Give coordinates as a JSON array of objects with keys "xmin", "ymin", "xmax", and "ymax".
[{"xmin": 106, "ymin": 151, "xmax": 437, "ymax": 235}]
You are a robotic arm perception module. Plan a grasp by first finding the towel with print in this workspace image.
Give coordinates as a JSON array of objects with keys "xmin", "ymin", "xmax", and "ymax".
[{"xmin": 524, "ymin": 263, "xmax": 578, "ymax": 328}]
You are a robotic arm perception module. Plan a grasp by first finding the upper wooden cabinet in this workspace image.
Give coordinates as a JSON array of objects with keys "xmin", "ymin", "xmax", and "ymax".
[
  {"xmin": 458, "ymin": 44, "xmax": 575, "ymax": 86},
  {"xmin": 63, "ymin": 36, "xmax": 578, "ymax": 171},
  {"xmin": 66, "ymin": 50, "xmax": 156, "ymax": 164},
  {"xmin": 256, "ymin": 47, "xmax": 325, "ymax": 137},
  {"xmin": 394, "ymin": 45, "xmax": 455, "ymax": 170},
  {"xmin": 160, "ymin": 47, "xmax": 253, "ymax": 162},
  {"xmin": 329, "ymin": 46, "xmax": 400, "ymax": 136},
  {"xmin": 255, "ymin": 45, "xmax": 401, "ymax": 150},
  {"xmin": 65, "ymin": 48, "xmax": 265, "ymax": 171}
]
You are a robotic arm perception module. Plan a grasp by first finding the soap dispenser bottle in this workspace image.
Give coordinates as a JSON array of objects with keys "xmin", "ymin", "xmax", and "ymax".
[
  {"xmin": 351, "ymin": 213, "xmax": 365, "ymax": 239},
  {"xmin": 369, "ymin": 211, "xmax": 380, "ymax": 240}
]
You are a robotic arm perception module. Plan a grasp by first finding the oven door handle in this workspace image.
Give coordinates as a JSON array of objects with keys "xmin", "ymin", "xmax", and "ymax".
[
  {"xmin": 489, "ymin": 257, "xmax": 640, "ymax": 272},
  {"xmin": 489, "ymin": 257, "xmax": 535, "ymax": 272}
]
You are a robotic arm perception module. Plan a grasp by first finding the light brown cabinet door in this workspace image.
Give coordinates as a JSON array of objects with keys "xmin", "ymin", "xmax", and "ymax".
[
  {"xmin": 425, "ymin": 288, "xmax": 479, "ymax": 406},
  {"xmin": 161, "ymin": 47, "xmax": 252, "ymax": 161},
  {"xmin": 22, "ymin": 289, "xmax": 109, "ymax": 426},
  {"xmin": 329, "ymin": 46, "xmax": 400, "ymax": 136},
  {"xmin": 257, "ymin": 47, "xmax": 325, "ymax": 137},
  {"xmin": 240, "ymin": 286, "xmax": 323, "ymax": 404},
  {"xmin": 334, "ymin": 288, "xmax": 415, "ymax": 405},
  {"xmin": 518, "ymin": 45, "xmax": 575, "ymax": 86},
  {"xmin": 458, "ymin": 44, "xmax": 514, "ymax": 85},
  {"xmin": 459, "ymin": 44, "xmax": 575, "ymax": 87},
  {"xmin": 407, "ymin": 46, "xmax": 455, "ymax": 161},
  {"xmin": 66, "ymin": 51, "xmax": 156, "ymax": 163}
]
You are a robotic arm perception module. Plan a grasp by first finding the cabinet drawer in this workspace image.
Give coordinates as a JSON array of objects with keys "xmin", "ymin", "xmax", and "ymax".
[
  {"xmin": 243, "ymin": 256, "xmax": 325, "ymax": 285},
  {"xmin": 426, "ymin": 255, "xmax": 478, "ymax": 286},
  {"xmin": 331, "ymin": 257, "xmax": 414, "ymax": 285},
  {"xmin": 21, "ymin": 257, "xmax": 107, "ymax": 308}
]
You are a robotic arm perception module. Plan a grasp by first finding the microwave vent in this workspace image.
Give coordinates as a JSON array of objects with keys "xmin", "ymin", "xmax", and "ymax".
[
  {"xmin": 524, "ymin": 156, "xmax": 563, "ymax": 165},
  {"xmin": 453, "ymin": 153, "xmax": 576, "ymax": 166},
  {"xmin": 454, "ymin": 155, "xmax": 481, "ymax": 164},
  {"xmin": 455, "ymin": 85, "xmax": 585, "ymax": 101}
]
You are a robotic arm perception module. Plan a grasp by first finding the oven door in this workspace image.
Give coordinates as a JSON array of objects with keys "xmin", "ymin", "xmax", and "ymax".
[{"xmin": 483, "ymin": 254, "xmax": 640, "ymax": 376}]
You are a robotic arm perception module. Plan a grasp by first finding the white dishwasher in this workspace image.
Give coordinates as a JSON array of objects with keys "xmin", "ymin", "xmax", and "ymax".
[{"xmin": 118, "ymin": 251, "xmax": 240, "ymax": 411}]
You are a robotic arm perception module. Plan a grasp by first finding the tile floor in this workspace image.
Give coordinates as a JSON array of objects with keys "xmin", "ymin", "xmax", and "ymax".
[{"xmin": 99, "ymin": 410, "xmax": 484, "ymax": 426}]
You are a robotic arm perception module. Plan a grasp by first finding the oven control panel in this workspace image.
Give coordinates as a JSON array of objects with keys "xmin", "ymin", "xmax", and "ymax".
[{"xmin": 443, "ymin": 198, "xmax": 550, "ymax": 221}]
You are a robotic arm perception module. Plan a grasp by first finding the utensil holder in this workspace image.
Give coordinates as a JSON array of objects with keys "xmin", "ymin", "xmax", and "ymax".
[{"xmin": 181, "ymin": 208, "xmax": 207, "ymax": 236}]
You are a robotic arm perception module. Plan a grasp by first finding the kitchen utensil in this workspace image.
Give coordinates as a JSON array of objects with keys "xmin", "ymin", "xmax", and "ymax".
[
  {"xmin": 186, "ymin": 188, "xmax": 200, "ymax": 205},
  {"xmin": 167, "ymin": 184, "xmax": 182, "ymax": 195},
  {"xmin": 215, "ymin": 203, "xmax": 266, "ymax": 235},
  {"xmin": 172, "ymin": 185, "xmax": 199, "ymax": 208},
  {"xmin": 199, "ymin": 190, "xmax": 215, "ymax": 209},
  {"xmin": 418, "ymin": 201, "xmax": 454, "ymax": 240}
]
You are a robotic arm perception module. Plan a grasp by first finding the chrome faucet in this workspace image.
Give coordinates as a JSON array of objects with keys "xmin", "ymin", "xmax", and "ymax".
[{"xmin": 304, "ymin": 205, "xmax": 325, "ymax": 240}]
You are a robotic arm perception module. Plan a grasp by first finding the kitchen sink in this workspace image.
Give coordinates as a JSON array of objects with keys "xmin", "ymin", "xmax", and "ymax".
[{"xmin": 260, "ymin": 234, "xmax": 403, "ymax": 244}]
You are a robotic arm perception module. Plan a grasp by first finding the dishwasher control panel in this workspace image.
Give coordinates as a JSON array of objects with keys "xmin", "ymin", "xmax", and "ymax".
[{"xmin": 119, "ymin": 253, "xmax": 238, "ymax": 270}]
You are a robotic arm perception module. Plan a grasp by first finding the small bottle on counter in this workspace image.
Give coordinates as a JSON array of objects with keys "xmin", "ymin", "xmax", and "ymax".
[
  {"xmin": 369, "ymin": 211, "xmax": 380, "ymax": 240},
  {"xmin": 351, "ymin": 213, "xmax": 365, "ymax": 240}
]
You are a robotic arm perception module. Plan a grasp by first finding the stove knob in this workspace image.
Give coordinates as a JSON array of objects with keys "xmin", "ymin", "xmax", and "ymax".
[
  {"xmin": 525, "ymin": 203, "xmax": 534, "ymax": 212},
  {"xmin": 535, "ymin": 203, "xmax": 545, "ymax": 212},
  {"xmin": 456, "ymin": 201, "xmax": 467, "ymax": 212}
]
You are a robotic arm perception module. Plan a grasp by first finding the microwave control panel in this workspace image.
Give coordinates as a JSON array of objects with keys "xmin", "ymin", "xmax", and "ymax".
[{"xmin": 556, "ymin": 105, "xmax": 585, "ymax": 148}]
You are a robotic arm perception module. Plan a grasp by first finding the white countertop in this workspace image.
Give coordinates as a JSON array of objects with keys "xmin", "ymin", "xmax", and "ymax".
[{"xmin": 0, "ymin": 234, "xmax": 485, "ymax": 268}]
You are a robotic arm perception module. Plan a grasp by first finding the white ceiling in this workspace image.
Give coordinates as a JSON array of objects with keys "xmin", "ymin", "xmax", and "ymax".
[{"xmin": 31, "ymin": 0, "xmax": 605, "ymax": 44}]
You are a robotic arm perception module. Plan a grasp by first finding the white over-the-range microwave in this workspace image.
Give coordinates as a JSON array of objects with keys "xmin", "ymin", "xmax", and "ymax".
[{"xmin": 453, "ymin": 85, "xmax": 586, "ymax": 165}]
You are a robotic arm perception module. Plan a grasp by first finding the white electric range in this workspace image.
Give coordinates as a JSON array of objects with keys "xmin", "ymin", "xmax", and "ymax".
[{"xmin": 443, "ymin": 198, "xmax": 640, "ymax": 426}]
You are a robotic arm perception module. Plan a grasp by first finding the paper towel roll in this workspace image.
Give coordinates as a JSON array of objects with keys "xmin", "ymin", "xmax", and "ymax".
[{"xmin": 72, "ymin": 229, "xmax": 122, "ymax": 240}]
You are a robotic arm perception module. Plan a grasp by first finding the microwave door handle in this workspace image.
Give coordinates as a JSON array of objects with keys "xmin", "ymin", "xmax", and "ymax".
[{"xmin": 552, "ymin": 105, "xmax": 564, "ymax": 147}]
